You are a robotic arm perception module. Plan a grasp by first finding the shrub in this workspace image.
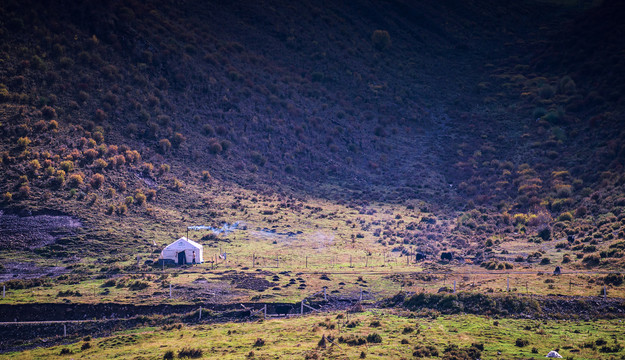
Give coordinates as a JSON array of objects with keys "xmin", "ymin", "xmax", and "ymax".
[
  {"xmin": 603, "ymin": 273, "xmax": 624, "ymax": 286},
  {"xmin": 366, "ymin": 333, "xmax": 382, "ymax": 343},
  {"xmin": 68, "ymin": 174, "xmax": 84, "ymax": 188},
  {"xmin": 172, "ymin": 132, "xmax": 186, "ymax": 148},
  {"xmin": 201, "ymin": 170, "xmax": 211, "ymax": 181},
  {"xmin": 3, "ymin": 192, "xmax": 13, "ymax": 202},
  {"xmin": 18, "ymin": 185, "xmax": 30, "ymax": 198},
  {"xmin": 515, "ymin": 338, "xmax": 529, "ymax": 347},
  {"xmin": 254, "ymin": 338, "xmax": 265, "ymax": 347},
  {"xmin": 202, "ymin": 124, "xmax": 214, "ymax": 135},
  {"xmin": 28, "ymin": 159, "xmax": 41, "ymax": 172},
  {"xmin": 17, "ymin": 137, "xmax": 31, "ymax": 148},
  {"xmin": 158, "ymin": 139, "xmax": 171, "ymax": 153},
  {"xmin": 582, "ymin": 253, "xmax": 601, "ymax": 267},
  {"xmin": 135, "ymin": 192, "xmax": 146, "ymax": 205},
  {"xmin": 125, "ymin": 196, "xmax": 134, "ymax": 205},
  {"xmin": 371, "ymin": 30, "xmax": 391, "ymax": 51},
  {"xmin": 60, "ymin": 160, "xmax": 74, "ymax": 172},
  {"xmin": 83, "ymin": 148, "xmax": 99, "ymax": 161},
  {"xmin": 106, "ymin": 187, "xmax": 116, "ymax": 198},
  {"xmin": 562, "ymin": 254, "xmax": 571, "ymax": 263},
  {"xmin": 177, "ymin": 347, "xmax": 203, "ymax": 358},
  {"xmin": 41, "ymin": 105, "xmax": 57, "ymax": 119},
  {"xmin": 94, "ymin": 158, "xmax": 108, "ymax": 169},
  {"xmin": 413, "ymin": 345, "xmax": 438, "ymax": 358},
  {"xmin": 159, "ymin": 163, "xmax": 170, "ymax": 175},
  {"xmin": 538, "ymin": 227, "xmax": 551, "ymax": 241},
  {"xmin": 125, "ymin": 150, "xmax": 141, "ymax": 163},
  {"xmin": 117, "ymin": 203, "xmax": 127, "ymax": 215},
  {"xmin": 146, "ymin": 189, "xmax": 156, "ymax": 201},
  {"xmin": 81, "ymin": 342, "xmax": 91, "ymax": 350},
  {"xmin": 90, "ymin": 174, "xmax": 105, "ymax": 189},
  {"xmin": 558, "ymin": 75, "xmax": 576, "ymax": 94},
  {"xmin": 141, "ymin": 162, "xmax": 154, "ymax": 174},
  {"xmin": 95, "ymin": 108, "xmax": 106, "ymax": 122},
  {"xmin": 163, "ymin": 350, "xmax": 174, "ymax": 360},
  {"xmin": 171, "ymin": 178, "xmax": 183, "ymax": 192},
  {"xmin": 208, "ymin": 139, "xmax": 222, "ymax": 154},
  {"xmin": 250, "ymin": 151, "xmax": 266, "ymax": 166},
  {"xmin": 557, "ymin": 212, "xmax": 573, "ymax": 222}
]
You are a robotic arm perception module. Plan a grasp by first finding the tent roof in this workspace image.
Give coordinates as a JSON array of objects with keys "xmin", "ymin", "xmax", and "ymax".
[{"xmin": 163, "ymin": 237, "xmax": 203, "ymax": 251}]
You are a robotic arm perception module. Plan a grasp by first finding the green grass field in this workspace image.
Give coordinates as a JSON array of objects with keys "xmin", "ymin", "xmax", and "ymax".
[{"xmin": 3, "ymin": 311, "xmax": 623, "ymax": 359}]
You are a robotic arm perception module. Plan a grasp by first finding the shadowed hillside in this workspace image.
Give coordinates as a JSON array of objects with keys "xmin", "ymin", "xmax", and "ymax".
[{"xmin": 1, "ymin": 0, "xmax": 624, "ymax": 270}]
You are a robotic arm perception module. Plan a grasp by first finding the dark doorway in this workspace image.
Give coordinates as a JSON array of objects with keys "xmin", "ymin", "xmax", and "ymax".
[{"xmin": 178, "ymin": 252, "xmax": 186, "ymax": 265}]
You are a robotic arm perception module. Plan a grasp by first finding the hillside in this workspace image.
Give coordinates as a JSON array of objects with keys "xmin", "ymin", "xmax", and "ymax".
[{"xmin": 1, "ymin": 0, "xmax": 625, "ymax": 284}]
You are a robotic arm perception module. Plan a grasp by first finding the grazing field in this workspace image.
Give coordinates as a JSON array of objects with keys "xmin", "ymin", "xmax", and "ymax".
[{"xmin": 2, "ymin": 311, "xmax": 624, "ymax": 359}]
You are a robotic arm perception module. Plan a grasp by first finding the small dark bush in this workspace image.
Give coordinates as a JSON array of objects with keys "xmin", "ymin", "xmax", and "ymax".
[
  {"xmin": 515, "ymin": 338, "xmax": 530, "ymax": 347},
  {"xmin": 599, "ymin": 344, "xmax": 623, "ymax": 353},
  {"xmin": 163, "ymin": 350, "xmax": 174, "ymax": 360},
  {"xmin": 371, "ymin": 30, "xmax": 391, "ymax": 51},
  {"xmin": 538, "ymin": 227, "xmax": 551, "ymax": 241},
  {"xmin": 338, "ymin": 335, "xmax": 366, "ymax": 346},
  {"xmin": 178, "ymin": 347, "xmax": 203, "ymax": 358},
  {"xmin": 366, "ymin": 333, "xmax": 382, "ymax": 343},
  {"xmin": 59, "ymin": 348, "xmax": 73, "ymax": 355},
  {"xmin": 603, "ymin": 273, "xmax": 624, "ymax": 286},
  {"xmin": 413, "ymin": 345, "xmax": 438, "ymax": 358},
  {"xmin": 81, "ymin": 342, "xmax": 91, "ymax": 350},
  {"xmin": 254, "ymin": 338, "xmax": 265, "ymax": 347}
]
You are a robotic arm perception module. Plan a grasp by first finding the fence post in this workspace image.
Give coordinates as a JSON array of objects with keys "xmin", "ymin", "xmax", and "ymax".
[
  {"xmin": 359, "ymin": 289, "xmax": 363, "ymax": 301},
  {"xmin": 453, "ymin": 281, "xmax": 456, "ymax": 293},
  {"xmin": 301, "ymin": 301, "xmax": 304, "ymax": 315},
  {"xmin": 306, "ymin": 256, "xmax": 308, "ymax": 268},
  {"xmin": 264, "ymin": 304, "xmax": 267, "ymax": 319},
  {"xmin": 63, "ymin": 324, "xmax": 67, "ymax": 337},
  {"xmin": 604, "ymin": 285, "xmax": 607, "ymax": 299},
  {"xmin": 169, "ymin": 283, "xmax": 172, "ymax": 298},
  {"xmin": 507, "ymin": 277, "xmax": 510, "ymax": 292},
  {"xmin": 199, "ymin": 306, "xmax": 202, "ymax": 321},
  {"xmin": 2, "ymin": 285, "xmax": 4, "ymax": 298}
]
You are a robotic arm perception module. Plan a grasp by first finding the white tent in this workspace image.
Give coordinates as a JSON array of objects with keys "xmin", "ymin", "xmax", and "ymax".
[{"xmin": 160, "ymin": 237, "xmax": 203, "ymax": 265}]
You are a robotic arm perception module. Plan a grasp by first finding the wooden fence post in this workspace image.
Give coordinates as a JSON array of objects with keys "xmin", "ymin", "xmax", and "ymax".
[
  {"xmin": 63, "ymin": 324, "xmax": 67, "ymax": 337},
  {"xmin": 301, "ymin": 301, "xmax": 304, "ymax": 315},
  {"xmin": 199, "ymin": 306, "xmax": 202, "ymax": 321},
  {"xmin": 169, "ymin": 283, "xmax": 172, "ymax": 298}
]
